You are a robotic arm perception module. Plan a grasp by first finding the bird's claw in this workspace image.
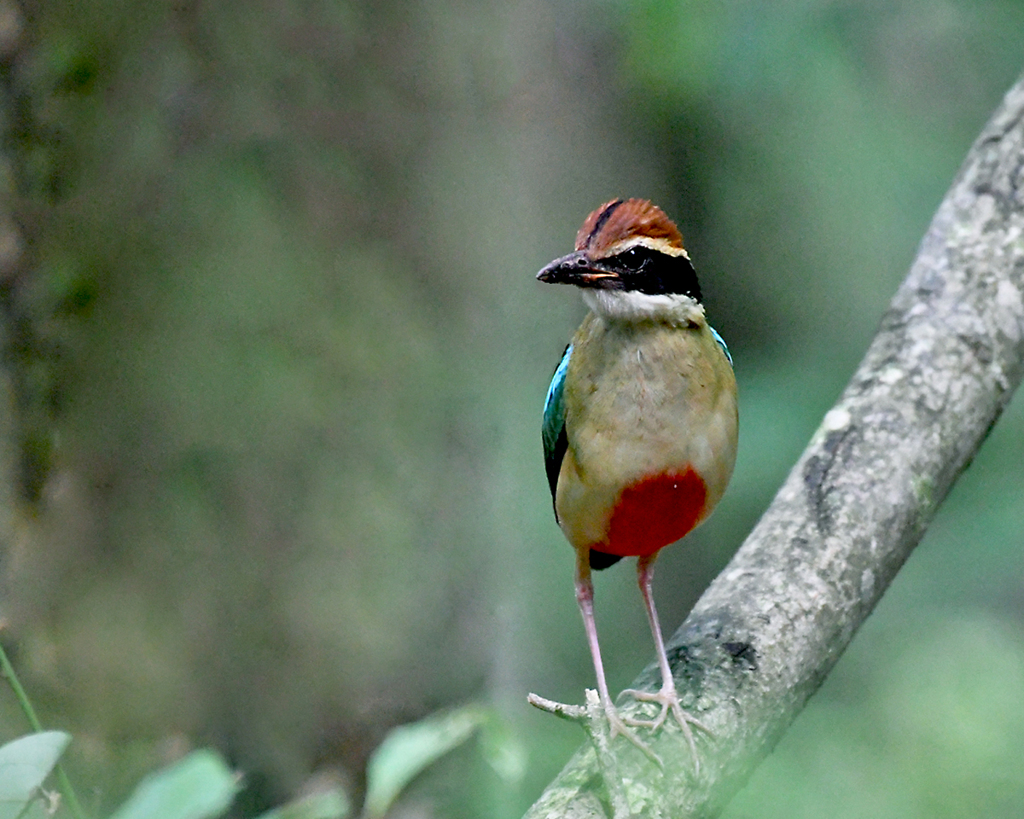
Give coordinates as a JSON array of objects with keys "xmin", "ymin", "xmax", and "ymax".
[
  {"xmin": 604, "ymin": 704, "xmax": 663, "ymax": 767},
  {"xmin": 621, "ymin": 685, "xmax": 711, "ymax": 774}
]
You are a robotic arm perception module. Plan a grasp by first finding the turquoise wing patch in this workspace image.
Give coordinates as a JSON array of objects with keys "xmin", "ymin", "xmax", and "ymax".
[
  {"xmin": 542, "ymin": 344, "xmax": 572, "ymax": 503},
  {"xmin": 710, "ymin": 325, "xmax": 733, "ymax": 366}
]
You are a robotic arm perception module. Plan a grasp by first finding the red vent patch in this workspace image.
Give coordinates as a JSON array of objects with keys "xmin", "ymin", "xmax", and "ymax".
[{"xmin": 601, "ymin": 468, "xmax": 707, "ymax": 557}]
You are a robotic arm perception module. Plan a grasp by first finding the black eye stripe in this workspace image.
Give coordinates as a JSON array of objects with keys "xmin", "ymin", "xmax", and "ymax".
[{"xmin": 604, "ymin": 247, "xmax": 702, "ymax": 301}]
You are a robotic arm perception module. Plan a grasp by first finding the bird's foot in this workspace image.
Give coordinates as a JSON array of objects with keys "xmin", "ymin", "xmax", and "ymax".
[
  {"xmin": 528, "ymin": 690, "xmax": 663, "ymax": 768},
  {"xmin": 621, "ymin": 683, "xmax": 711, "ymax": 773},
  {"xmin": 603, "ymin": 700, "xmax": 663, "ymax": 767}
]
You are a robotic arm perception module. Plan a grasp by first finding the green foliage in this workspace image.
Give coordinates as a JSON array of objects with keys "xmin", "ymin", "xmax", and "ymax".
[
  {"xmin": 0, "ymin": 731, "xmax": 69, "ymax": 819},
  {"xmin": 0, "ymin": 660, "xmax": 510, "ymax": 819},
  {"xmin": 363, "ymin": 704, "xmax": 524, "ymax": 819},
  {"xmin": 107, "ymin": 751, "xmax": 238, "ymax": 819},
  {"xmin": 253, "ymin": 789, "xmax": 349, "ymax": 819},
  {"xmin": 0, "ymin": 738, "xmax": 352, "ymax": 819},
  {"xmin": 0, "ymin": 711, "xmax": 520, "ymax": 819}
]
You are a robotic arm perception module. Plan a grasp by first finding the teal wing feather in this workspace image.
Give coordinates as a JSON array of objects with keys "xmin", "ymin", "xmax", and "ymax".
[
  {"xmin": 541, "ymin": 342, "xmax": 622, "ymax": 570},
  {"xmin": 710, "ymin": 325, "xmax": 733, "ymax": 366},
  {"xmin": 542, "ymin": 344, "xmax": 572, "ymax": 507}
]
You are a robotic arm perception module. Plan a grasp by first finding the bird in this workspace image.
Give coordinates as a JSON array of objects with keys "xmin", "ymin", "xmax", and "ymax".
[{"xmin": 536, "ymin": 198, "xmax": 738, "ymax": 761}]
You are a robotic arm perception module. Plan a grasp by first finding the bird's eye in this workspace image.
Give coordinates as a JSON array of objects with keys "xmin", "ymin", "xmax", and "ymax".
[{"xmin": 622, "ymin": 247, "xmax": 644, "ymax": 269}]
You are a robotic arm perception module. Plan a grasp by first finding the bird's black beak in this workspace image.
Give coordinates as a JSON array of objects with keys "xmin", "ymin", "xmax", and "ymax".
[{"xmin": 536, "ymin": 251, "xmax": 620, "ymax": 288}]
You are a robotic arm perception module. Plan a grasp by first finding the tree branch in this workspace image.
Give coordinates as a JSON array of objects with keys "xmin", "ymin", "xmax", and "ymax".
[{"xmin": 524, "ymin": 73, "xmax": 1024, "ymax": 819}]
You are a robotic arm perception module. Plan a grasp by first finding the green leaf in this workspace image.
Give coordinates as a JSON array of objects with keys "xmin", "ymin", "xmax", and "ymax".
[
  {"xmin": 108, "ymin": 749, "xmax": 239, "ymax": 819},
  {"xmin": 362, "ymin": 704, "xmax": 487, "ymax": 818},
  {"xmin": 0, "ymin": 731, "xmax": 70, "ymax": 819},
  {"xmin": 254, "ymin": 788, "xmax": 350, "ymax": 819}
]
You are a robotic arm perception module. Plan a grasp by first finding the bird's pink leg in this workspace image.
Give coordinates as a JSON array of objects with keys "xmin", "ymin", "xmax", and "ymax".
[
  {"xmin": 622, "ymin": 552, "xmax": 710, "ymax": 769},
  {"xmin": 575, "ymin": 548, "xmax": 659, "ymax": 763}
]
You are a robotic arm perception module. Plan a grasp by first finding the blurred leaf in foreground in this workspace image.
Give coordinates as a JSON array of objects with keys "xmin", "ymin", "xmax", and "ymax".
[
  {"xmin": 363, "ymin": 703, "xmax": 523, "ymax": 818},
  {"xmin": 0, "ymin": 731, "xmax": 70, "ymax": 819},
  {"xmin": 108, "ymin": 749, "xmax": 238, "ymax": 819},
  {"xmin": 254, "ymin": 787, "xmax": 350, "ymax": 819}
]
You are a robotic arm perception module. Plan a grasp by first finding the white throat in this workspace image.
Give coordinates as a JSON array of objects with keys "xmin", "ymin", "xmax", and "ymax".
[{"xmin": 582, "ymin": 288, "xmax": 705, "ymax": 326}]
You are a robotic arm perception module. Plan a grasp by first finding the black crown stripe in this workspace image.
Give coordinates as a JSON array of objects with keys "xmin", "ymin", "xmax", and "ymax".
[{"xmin": 583, "ymin": 199, "xmax": 624, "ymax": 249}]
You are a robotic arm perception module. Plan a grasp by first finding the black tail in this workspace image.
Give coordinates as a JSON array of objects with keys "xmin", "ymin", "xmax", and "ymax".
[{"xmin": 590, "ymin": 549, "xmax": 622, "ymax": 570}]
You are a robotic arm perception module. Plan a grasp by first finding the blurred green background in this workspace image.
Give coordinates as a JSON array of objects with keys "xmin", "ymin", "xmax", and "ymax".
[{"xmin": 1, "ymin": 0, "xmax": 1023, "ymax": 816}]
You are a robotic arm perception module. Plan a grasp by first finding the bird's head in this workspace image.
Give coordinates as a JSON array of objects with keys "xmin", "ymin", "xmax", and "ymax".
[{"xmin": 536, "ymin": 199, "xmax": 703, "ymax": 322}]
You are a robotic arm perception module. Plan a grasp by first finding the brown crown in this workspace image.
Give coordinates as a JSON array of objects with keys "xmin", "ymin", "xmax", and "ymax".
[{"xmin": 574, "ymin": 198, "xmax": 684, "ymax": 255}]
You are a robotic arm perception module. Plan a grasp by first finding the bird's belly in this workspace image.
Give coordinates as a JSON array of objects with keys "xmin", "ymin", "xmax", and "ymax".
[
  {"xmin": 556, "ymin": 318, "xmax": 738, "ymax": 555},
  {"xmin": 555, "ymin": 440, "xmax": 713, "ymax": 556},
  {"xmin": 601, "ymin": 467, "xmax": 707, "ymax": 557}
]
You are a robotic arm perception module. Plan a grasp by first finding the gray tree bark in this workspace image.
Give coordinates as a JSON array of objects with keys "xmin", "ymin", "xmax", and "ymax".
[{"xmin": 524, "ymin": 73, "xmax": 1024, "ymax": 819}]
